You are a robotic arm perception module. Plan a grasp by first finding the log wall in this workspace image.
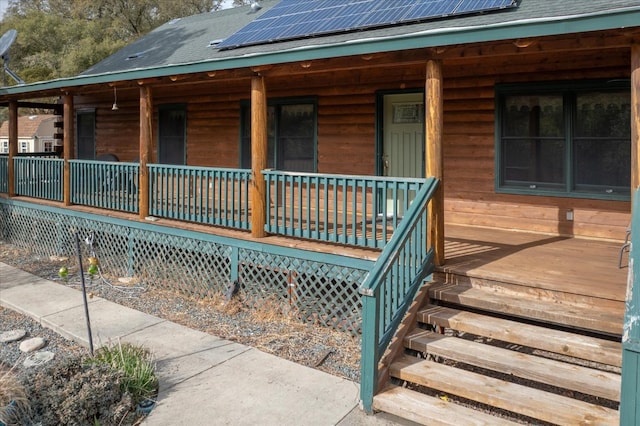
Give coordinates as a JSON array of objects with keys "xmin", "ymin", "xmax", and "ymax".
[{"xmin": 74, "ymin": 38, "xmax": 632, "ymax": 240}]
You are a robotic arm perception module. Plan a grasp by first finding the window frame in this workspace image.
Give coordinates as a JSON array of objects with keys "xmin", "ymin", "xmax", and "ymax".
[
  {"xmin": 239, "ymin": 97, "xmax": 318, "ymax": 172},
  {"xmin": 495, "ymin": 80, "xmax": 631, "ymax": 201}
]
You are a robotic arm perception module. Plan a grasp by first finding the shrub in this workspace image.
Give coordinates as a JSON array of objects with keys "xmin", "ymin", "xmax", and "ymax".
[
  {"xmin": 22, "ymin": 356, "xmax": 134, "ymax": 426},
  {"xmin": 89, "ymin": 341, "xmax": 158, "ymax": 405}
]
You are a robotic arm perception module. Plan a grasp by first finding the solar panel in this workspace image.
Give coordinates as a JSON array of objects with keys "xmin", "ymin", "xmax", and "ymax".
[{"xmin": 217, "ymin": 0, "xmax": 517, "ymax": 50}]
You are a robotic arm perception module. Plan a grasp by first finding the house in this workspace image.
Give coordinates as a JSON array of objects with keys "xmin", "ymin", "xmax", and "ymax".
[
  {"xmin": 0, "ymin": 114, "xmax": 61, "ymax": 154},
  {"xmin": 0, "ymin": 0, "xmax": 639, "ymax": 423}
]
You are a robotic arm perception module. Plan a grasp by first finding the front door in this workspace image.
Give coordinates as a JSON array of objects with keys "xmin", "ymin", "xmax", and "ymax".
[{"xmin": 382, "ymin": 92, "xmax": 424, "ymax": 216}]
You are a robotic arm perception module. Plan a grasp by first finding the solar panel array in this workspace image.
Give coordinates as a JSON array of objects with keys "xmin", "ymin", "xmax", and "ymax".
[{"xmin": 218, "ymin": 0, "xmax": 517, "ymax": 50}]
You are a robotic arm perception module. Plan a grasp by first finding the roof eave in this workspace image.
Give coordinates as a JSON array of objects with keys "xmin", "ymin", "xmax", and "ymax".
[{"xmin": 2, "ymin": 6, "xmax": 639, "ymax": 97}]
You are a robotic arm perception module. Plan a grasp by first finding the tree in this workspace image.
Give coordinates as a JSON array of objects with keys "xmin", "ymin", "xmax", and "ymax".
[{"xmin": 0, "ymin": 0, "xmax": 254, "ymax": 84}]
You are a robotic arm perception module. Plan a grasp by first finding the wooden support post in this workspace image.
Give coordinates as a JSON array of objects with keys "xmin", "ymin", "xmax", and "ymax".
[
  {"xmin": 621, "ymin": 44, "xmax": 640, "ymax": 425},
  {"xmin": 139, "ymin": 85, "xmax": 153, "ymax": 219},
  {"xmin": 251, "ymin": 74, "xmax": 268, "ymax": 238},
  {"xmin": 63, "ymin": 95, "xmax": 74, "ymax": 206},
  {"xmin": 7, "ymin": 100, "xmax": 17, "ymax": 197},
  {"xmin": 632, "ymin": 44, "xmax": 640, "ymax": 194},
  {"xmin": 426, "ymin": 59, "xmax": 445, "ymax": 266}
]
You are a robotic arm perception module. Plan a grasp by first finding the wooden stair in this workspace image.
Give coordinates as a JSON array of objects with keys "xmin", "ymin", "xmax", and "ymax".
[{"xmin": 373, "ymin": 278, "xmax": 623, "ymax": 425}]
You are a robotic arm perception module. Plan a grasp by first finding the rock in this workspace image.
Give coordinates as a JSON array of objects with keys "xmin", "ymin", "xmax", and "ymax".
[
  {"xmin": 19, "ymin": 337, "xmax": 46, "ymax": 353},
  {"xmin": 23, "ymin": 351, "xmax": 55, "ymax": 368},
  {"xmin": 0, "ymin": 329, "xmax": 27, "ymax": 343}
]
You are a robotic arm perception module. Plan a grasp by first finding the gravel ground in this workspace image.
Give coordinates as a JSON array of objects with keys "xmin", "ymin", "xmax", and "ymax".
[{"xmin": 0, "ymin": 241, "xmax": 361, "ymax": 382}]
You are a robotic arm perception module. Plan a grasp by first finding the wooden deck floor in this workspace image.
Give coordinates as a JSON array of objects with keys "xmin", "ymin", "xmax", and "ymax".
[{"xmin": 441, "ymin": 224, "xmax": 628, "ymax": 303}]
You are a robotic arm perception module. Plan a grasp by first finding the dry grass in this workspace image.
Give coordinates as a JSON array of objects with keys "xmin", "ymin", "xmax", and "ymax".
[
  {"xmin": 0, "ymin": 242, "xmax": 362, "ymax": 382},
  {"xmin": 0, "ymin": 363, "xmax": 31, "ymax": 425}
]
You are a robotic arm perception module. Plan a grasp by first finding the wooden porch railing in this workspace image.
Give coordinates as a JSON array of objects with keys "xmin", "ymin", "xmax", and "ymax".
[
  {"xmin": 70, "ymin": 159, "xmax": 139, "ymax": 213},
  {"xmin": 263, "ymin": 170, "xmax": 428, "ymax": 249},
  {"xmin": 14, "ymin": 157, "xmax": 64, "ymax": 201},
  {"xmin": 358, "ymin": 177, "xmax": 439, "ymax": 413},
  {"xmin": 148, "ymin": 164, "xmax": 251, "ymax": 230}
]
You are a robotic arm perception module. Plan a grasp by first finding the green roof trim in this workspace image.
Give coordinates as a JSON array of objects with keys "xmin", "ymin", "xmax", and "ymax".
[{"xmin": 2, "ymin": 5, "xmax": 639, "ymax": 97}]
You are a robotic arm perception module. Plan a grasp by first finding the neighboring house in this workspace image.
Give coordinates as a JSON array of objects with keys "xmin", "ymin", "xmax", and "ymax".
[
  {"xmin": 0, "ymin": 114, "xmax": 60, "ymax": 154},
  {"xmin": 0, "ymin": 1, "xmax": 639, "ymax": 423}
]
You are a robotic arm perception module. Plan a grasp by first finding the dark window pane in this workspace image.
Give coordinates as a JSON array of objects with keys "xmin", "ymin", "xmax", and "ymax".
[
  {"xmin": 574, "ymin": 91, "xmax": 630, "ymax": 193},
  {"xmin": 574, "ymin": 138, "xmax": 630, "ymax": 191},
  {"xmin": 241, "ymin": 102, "xmax": 315, "ymax": 172},
  {"xmin": 503, "ymin": 95, "xmax": 563, "ymax": 138},
  {"xmin": 76, "ymin": 111, "xmax": 95, "ymax": 160},
  {"xmin": 277, "ymin": 104, "xmax": 315, "ymax": 172},
  {"xmin": 503, "ymin": 138, "xmax": 564, "ymax": 186},
  {"xmin": 576, "ymin": 91, "xmax": 630, "ymax": 138},
  {"xmin": 158, "ymin": 107, "xmax": 186, "ymax": 165}
]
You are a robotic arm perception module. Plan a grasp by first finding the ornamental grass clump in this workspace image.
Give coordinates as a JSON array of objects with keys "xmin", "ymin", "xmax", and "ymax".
[
  {"xmin": 0, "ymin": 364, "xmax": 31, "ymax": 426},
  {"xmin": 89, "ymin": 341, "xmax": 158, "ymax": 405}
]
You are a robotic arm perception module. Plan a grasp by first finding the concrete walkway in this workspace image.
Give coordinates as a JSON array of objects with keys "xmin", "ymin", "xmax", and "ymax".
[{"xmin": 0, "ymin": 262, "xmax": 414, "ymax": 426}]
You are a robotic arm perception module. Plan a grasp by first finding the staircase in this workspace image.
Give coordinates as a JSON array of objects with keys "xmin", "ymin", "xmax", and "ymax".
[{"xmin": 373, "ymin": 270, "xmax": 624, "ymax": 425}]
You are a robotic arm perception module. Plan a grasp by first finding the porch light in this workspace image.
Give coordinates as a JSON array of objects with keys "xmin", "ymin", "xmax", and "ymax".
[{"xmin": 112, "ymin": 86, "xmax": 119, "ymax": 111}]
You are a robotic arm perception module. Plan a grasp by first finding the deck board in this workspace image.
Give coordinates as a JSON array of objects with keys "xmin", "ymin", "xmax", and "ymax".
[{"xmin": 441, "ymin": 224, "xmax": 628, "ymax": 302}]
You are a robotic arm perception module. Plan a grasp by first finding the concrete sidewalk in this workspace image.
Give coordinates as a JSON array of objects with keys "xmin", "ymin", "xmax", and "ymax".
[{"xmin": 0, "ymin": 262, "xmax": 413, "ymax": 426}]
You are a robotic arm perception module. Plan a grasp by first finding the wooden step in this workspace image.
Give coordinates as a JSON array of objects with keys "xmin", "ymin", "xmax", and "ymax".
[
  {"xmin": 390, "ymin": 354, "xmax": 619, "ymax": 425},
  {"xmin": 405, "ymin": 330, "xmax": 621, "ymax": 401},
  {"xmin": 419, "ymin": 305, "xmax": 622, "ymax": 367},
  {"xmin": 428, "ymin": 283, "xmax": 623, "ymax": 336},
  {"xmin": 374, "ymin": 385, "xmax": 521, "ymax": 426}
]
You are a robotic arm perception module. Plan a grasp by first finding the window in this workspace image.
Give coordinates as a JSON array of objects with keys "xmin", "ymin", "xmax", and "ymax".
[
  {"xmin": 44, "ymin": 141, "xmax": 52, "ymax": 152},
  {"xmin": 76, "ymin": 110, "xmax": 96, "ymax": 160},
  {"xmin": 497, "ymin": 82, "xmax": 630, "ymax": 199},
  {"xmin": 1, "ymin": 141, "xmax": 7, "ymax": 153},
  {"xmin": 19, "ymin": 141, "xmax": 28, "ymax": 153},
  {"xmin": 241, "ymin": 98, "xmax": 316, "ymax": 172},
  {"xmin": 158, "ymin": 104, "xmax": 186, "ymax": 165}
]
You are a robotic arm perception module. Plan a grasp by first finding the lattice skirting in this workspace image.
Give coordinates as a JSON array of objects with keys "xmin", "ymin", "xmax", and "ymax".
[{"xmin": 0, "ymin": 199, "xmax": 371, "ymax": 336}]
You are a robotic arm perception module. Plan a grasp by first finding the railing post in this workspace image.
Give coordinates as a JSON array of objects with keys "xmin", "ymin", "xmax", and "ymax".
[
  {"xmin": 360, "ymin": 293, "xmax": 380, "ymax": 414},
  {"xmin": 7, "ymin": 100, "xmax": 17, "ymax": 197},
  {"xmin": 426, "ymin": 59, "xmax": 445, "ymax": 266},
  {"xmin": 63, "ymin": 94, "xmax": 74, "ymax": 206},
  {"xmin": 139, "ymin": 85, "xmax": 153, "ymax": 219},
  {"xmin": 251, "ymin": 74, "xmax": 268, "ymax": 237}
]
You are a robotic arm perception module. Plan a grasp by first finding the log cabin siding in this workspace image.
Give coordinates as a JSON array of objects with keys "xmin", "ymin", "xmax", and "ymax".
[
  {"xmin": 440, "ymin": 47, "xmax": 631, "ymax": 240},
  {"xmin": 72, "ymin": 38, "xmax": 632, "ymax": 240}
]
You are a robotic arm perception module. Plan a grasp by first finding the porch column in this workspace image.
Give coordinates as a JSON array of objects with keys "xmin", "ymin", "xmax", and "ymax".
[
  {"xmin": 7, "ymin": 100, "xmax": 17, "ymax": 197},
  {"xmin": 251, "ymin": 74, "xmax": 268, "ymax": 238},
  {"xmin": 633, "ymin": 44, "xmax": 640, "ymax": 193},
  {"xmin": 63, "ymin": 94, "xmax": 74, "ymax": 206},
  {"xmin": 426, "ymin": 59, "xmax": 445, "ymax": 266},
  {"xmin": 620, "ymin": 43, "xmax": 640, "ymax": 425},
  {"xmin": 139, "ymin": 85, "xmax": 153, "ymax": 219}
]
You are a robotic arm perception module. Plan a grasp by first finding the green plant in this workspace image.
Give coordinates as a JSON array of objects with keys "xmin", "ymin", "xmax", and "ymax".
[
  {"xmin": 89, "ymin": 341, "xmax": 158, "ymax": 405},
  {"xmin": 22, "ymin": 356, "xmax": 133, "ymax": 426},
  {"xmin": 0, "ymin": 364, "xmax": 31, "ymax": 425}
]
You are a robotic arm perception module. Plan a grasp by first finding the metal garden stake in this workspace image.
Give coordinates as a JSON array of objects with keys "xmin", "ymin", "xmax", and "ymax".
[{"xmin": 75, "ymin": 231, "xmax": 94, "ymax": 355}]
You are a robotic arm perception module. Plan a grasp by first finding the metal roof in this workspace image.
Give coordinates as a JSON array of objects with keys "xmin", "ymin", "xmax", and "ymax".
[{"xmin": 2, "ymin": 0, "xmax": 640, "ymax": 96}]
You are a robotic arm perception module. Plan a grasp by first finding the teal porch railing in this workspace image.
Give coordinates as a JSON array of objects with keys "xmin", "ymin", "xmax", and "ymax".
[
  {"xmin": 263, "ymin": 170, "xmax": 427, "ymax": 249},
  {"xmin": 70, "ymin": 159, "xmax": 139, "ymax": 213},
  {"xmin": 358, "ymin": 177, "xmax": 439, "ymax": 413},
  {"xmin": 148, "ymin": 164, "xmax": 251, "ymax": 230},
  {"xmin": 0, "ymin": 156, "xmax": 7, "ymax": 193},
  {"xmin": 14, "ymin": 157, "xmax": 64, "ymax": 201}
]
